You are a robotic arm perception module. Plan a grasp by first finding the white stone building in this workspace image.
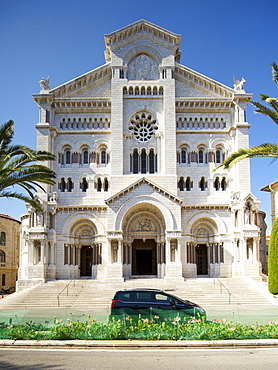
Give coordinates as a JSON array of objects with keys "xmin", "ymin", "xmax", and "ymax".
[{"xmin": 17, "ymin": 20, "xmax": 262, "ymax": 290}]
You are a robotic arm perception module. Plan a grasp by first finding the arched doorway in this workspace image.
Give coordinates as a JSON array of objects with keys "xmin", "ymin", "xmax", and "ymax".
[
  {"xmin": 132, "ymin": 239, "xmax": 157, "ymax": 275},
  {"xmin": 121, "ymin": 202, "xmax": 166, "ymax": 278}
]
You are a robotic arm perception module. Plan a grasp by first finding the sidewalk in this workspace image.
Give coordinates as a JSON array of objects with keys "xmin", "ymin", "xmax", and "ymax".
[{"xmin": 1, "ymin": 339, "xmax": 278, "ymax": 349}]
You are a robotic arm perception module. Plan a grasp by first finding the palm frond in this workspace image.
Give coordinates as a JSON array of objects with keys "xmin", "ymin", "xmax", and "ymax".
[{"xmin": 214, "ymin": 143, "xmax": 278, "ymax": 170}]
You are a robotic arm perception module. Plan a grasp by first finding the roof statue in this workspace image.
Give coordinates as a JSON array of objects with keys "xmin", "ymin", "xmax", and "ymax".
[
  {"xmin": 39, "ymin": 77, "xmax": 50, "ymax": 93},
  {"xmin": 233, "ymin": 77, "xmax": 246, "ymax": 92}
]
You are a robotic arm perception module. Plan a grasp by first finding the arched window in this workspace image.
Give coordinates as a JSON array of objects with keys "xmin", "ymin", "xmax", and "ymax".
[
  {"xmin": 221, "ymin": 177, "xmax": 227, "ymax": 191},
  {"xmin": 214, "ymin": 177, "xmax": 220, "ymax": 191},
  {"xmin": 101, "ymin": 149, "xmax": 107, "ymax": 164},
  {"xmin": 181, "ymin": 149, "xmax": 187, "ymax": 163},
  {"xmin": 1, "ymin": 273, "xmax": 5, "ymax": 286},
  {"xmin": 83, "ymin": 150, "xmax": 89, "ymax": 164},
  {"xmin": 81, "ymin": 178, "xmax": 88, "ymax": 192},
  {"xmin": 216, "ymin": 149, "xmax": 221, "ymax": 164},
  {"xmin": 133, "ymin": 149, "xmax": 139, "ymax": 174},
  {"xmin": 178, "ymin": 177, "xmax": 184, "ymax": 191},
  {"xmin": 149, "ymin": 149, "xmax": 155, "ymax": 173},
  {"xmin": 199, "ymin": 177, "xmax": 206, "ymax": 191},
  {"xmin": 141, "ymin": 149, "xmax": 147, "ymax": 174},
  {"xmin": 185, "ymin": 177, "xmax": 191, "ymax": 191},
  {"xmin": 65, "ymin": 149, "xmax": 71, "ymax": 164},
  {"xmin": 198, "ymin": 149, "xmax": 204, "ymax": 164},
  {"xmin": 68, "ymin": 178, "xmax": 73, "ymax": 192},
  {"xmin": 104, "ymin": 178, "xmax": 109, "ymax": 192},
  {"xmin": 60, "ymin": 178, "xmax": 66, "ymax": 192},
  {"xmin": 97, "ymin": 178, "xmax": 102, "ymax": 192},
  {"xmin": 0, "ymin": 250, "xmax": 5, "ymax": 263},
  {"xmin": 0, "ymin": 232, "xmax": 6, "ymax": 246}
]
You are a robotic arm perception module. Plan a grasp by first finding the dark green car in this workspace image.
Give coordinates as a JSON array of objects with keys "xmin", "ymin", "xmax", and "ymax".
[{"xmin": 110, "ymin": 288, "xmax": 206, "ymax": 321}]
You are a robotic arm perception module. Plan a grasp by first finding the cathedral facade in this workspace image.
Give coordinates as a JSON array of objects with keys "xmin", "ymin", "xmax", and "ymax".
[{"xmin": 18, "ymin": 20, "xmax": 262, "ymax": 290}]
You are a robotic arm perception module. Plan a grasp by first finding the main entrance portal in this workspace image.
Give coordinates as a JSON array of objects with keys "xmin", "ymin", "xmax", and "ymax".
[{"xmin": 132, "ymin": 239, "xmax": 157, "ymax": 275}]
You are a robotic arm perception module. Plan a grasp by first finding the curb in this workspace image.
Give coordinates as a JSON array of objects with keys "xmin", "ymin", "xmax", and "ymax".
[{"xmin": 1, "ymin": 339, "xmax": 278, "ymax": 349}]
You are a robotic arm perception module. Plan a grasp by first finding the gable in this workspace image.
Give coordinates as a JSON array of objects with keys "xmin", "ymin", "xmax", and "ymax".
[
  {"xmin": 175, "ymin": 64, "xmax": 234, "ymax": 99},
  {"xmin": 104, "ymin": 20, "xmax": 181, "ymax": 63},
  {"xmin": 105, "ymin": 177, "xmax": 182, "ymax": 206}
]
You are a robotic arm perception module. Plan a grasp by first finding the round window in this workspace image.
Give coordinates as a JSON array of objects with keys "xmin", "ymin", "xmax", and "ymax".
[{"xmin": 129, "ymin": 112, "xmax": 158, "ymax": 142}]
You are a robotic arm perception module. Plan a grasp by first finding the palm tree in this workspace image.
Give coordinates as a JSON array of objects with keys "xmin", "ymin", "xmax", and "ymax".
[
  {"xmin": 0, "ymin": 120, "xmax": 55, "ymax": 211},
  {"xmin": 216, "ymin": 63, "xmax": 278, "ymax": 170}
]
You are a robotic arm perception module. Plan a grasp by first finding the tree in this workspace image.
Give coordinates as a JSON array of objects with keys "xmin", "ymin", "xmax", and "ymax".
[
  {"xmin": 269, "ymin": 217, "xmax": 278, "ymax": 294},
  {"xmin": 0, "ymin": 120, "xmax": 55, "ymax": 211},
  {"xmin": 215, "ymin": 63, "xmax": 278, "ymax": 170}
]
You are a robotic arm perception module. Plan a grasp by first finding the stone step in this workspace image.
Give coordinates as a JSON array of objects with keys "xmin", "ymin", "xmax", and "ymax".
[{"xmin": 0, "ymin": 278, "xmax": 276, "ymax": 311}]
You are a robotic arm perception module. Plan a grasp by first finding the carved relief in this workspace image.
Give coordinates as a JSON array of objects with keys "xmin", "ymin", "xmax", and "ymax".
[
  {"xmin": 128, "ymin": 54, "xmax": 158, "ymax": 80},
  {"xmin": 132, "ymin": 218, "xmax": 155, "ymax": 232}
]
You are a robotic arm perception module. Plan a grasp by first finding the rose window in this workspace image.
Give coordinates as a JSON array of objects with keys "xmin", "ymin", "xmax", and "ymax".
[{"xmin": 129, "ymin": 112, "xmax": 158, "ymax": 142}]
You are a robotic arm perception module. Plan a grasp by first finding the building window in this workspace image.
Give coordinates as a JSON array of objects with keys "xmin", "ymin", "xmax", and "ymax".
[
  {"xmin": 198, "ymin": 149, "xmax": 204, "ymax": 163},
  {"xmin": 65, "ymin": 150, "xmax": 71, "ymax": 164},
  {"xmin": 0, "ymin": 250, "xmax": 5, "ymax": 263},
  {"xmin": 185, "ymin": 177, "xmax": 192, "ymax": 191},
  {"xmin": 68, "ymin": 178, "xmax": 73, "ymax": 192},
  {"xmin": 221, "ymin": 177, "xmax": 227, "ymax": 190},
  {"xmin": 178, "ymin": 177, "xmax": 184, "ymax": 191},
  {"xmin": 97, "ymin": 178, "xmax": 102, "ymax": 192},
  {"xmin": 0, "ymin": 232, "xmax": 6, "ymax": 246},
  {"xmin": 141, "ymin": 149, "xmax": 147, "ymax": 174},
  {"xmin": 181, "ymin": 149, "xmax": 187, "ymax": 163},
  {"xmin": 60, "ymin": 178, "xmax": 66, "ymax": 192},
  {"xmin": 199, "ymin": 177, "xmax": 206, "ymax": 191},
  {"xmin": 81, "ymin": 178, "xmax": 88, "ymax": 192},
  {"xmin": 149, "ymin": 149, "xmax": 155, "ymax": 173},
  {"xmin": 216, "ymin": 150, "xmax": 221, "ymax": 164},
  {"xmin": 104, "ymin": 178, "xmax": 109, "ymax": 192},
  {"xmin": 132, "ymin": 149, "xmax": 139, "ymax": 173},
  {"xmin": 83, "ymin": 150, "xmax": 89, "ymax": 164},
  {"xmin": 1, "ymin": 274, "xmax": 5, "ymax": 286},
  {"xmin": 214, "ymin": 177, "xmax": 220, "ymax": 191},
  {"xmin": 101, "ymin": 150, "xmax": 107, "ymax": 164},
  {"xmin": 129, "ymin": 111, "xmax": 158, "ymax": 143}
]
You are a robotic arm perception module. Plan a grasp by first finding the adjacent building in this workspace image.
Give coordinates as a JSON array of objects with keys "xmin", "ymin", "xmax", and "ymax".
[
  {"xmin": 0, "ymin": 214, "xmax": 20, "ymax": 290},
  {"xmin": 17, "ymin": 20, "xmax": 262, "ymax": 291}
]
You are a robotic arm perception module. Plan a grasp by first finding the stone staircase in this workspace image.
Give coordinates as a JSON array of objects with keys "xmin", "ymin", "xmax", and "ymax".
[{"xmin": 0, "ymin": 277, "xmax": 277, "ymax": 311}]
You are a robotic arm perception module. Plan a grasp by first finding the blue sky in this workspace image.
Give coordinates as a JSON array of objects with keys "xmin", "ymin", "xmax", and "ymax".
[{"xmin": 0, "ymin": 0, "xmax": 277, "ymax": 231}]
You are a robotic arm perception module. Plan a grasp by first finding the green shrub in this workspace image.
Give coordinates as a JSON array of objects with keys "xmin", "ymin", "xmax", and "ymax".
[{"xmin": 268, "ymin": 217, "xmax": 278, "ymax": 294}]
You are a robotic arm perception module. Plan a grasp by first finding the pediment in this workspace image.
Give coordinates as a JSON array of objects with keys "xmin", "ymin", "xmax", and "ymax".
[
  {"xmin": 105, "ymin": 177, "xmax": 183, "ymax": 205},
  {"xmin": 104, "ymin": 20, "xmax": 181, "ymax": 63},
  {"xmin": 175, "ymin": 63, "xmax": 234, "ymax": 99},
  {"xmin": 48, "ymin": 63, "xmax": 112, "ymax": 99}
]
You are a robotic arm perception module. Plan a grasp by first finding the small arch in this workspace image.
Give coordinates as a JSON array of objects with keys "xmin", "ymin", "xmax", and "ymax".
[
  {"xmin": 199, "ymin": 176, "xmax": 206, "ymax": 191},
  {"xmin": 104, "ymin": 178, "xmax": 109, "ymax": 192},
  {"xmin": 81, "ymin": 178, "xmax": 88, "ymax": 192},
  {"xmin": 185, "ymin": 177, "xmax": 192, "ymax": 191},
  {"xmin": 0, "ymin": 232, "xmax": 6, "ymax": 246},
  {"xmin": 214, "ymin": 177, "xmax": 220, "ymax": 191},
  {"xmin": 97, "ymin": 178, "xmax": 102, "ymax": 192},
  {"xmin": 60, "ymin": 178, "xmax": 66, "ymax": 192},
  {"xmin": 68, "ymin": 178, "xmax": 73, "ymax": 192},
  {"xmin": 129, "ymin": 86, "xmax": 133, "ymax": 95},
  {"xmin": 221, "ymin": 177, "xmax": 227, "ymax": 191},
  {"xmin": 0, "ymin": 250, "xmax": 5, "ymax": 263},
  {"xmin": 178, "ymin": 177, "xmax": 184, "ymax": 191}
]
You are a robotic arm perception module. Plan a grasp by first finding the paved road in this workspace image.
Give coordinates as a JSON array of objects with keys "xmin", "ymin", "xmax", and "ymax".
[{"xmin": 0, "ymin": 348, "xmax": 278, "ymax": 369}]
